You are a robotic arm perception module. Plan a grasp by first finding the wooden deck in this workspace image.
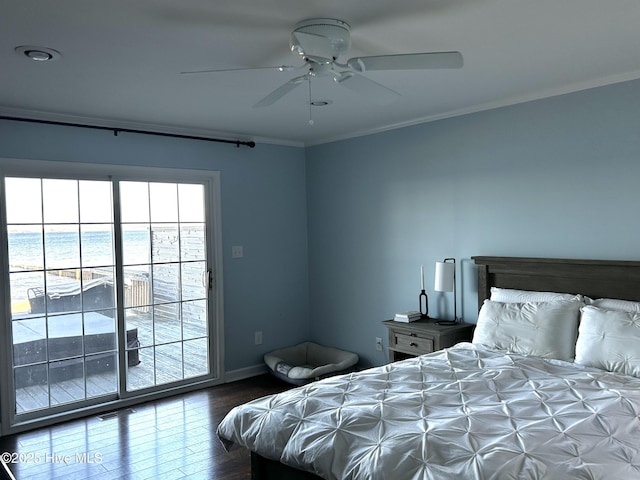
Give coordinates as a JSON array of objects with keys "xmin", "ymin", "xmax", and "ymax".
[{"xmin": 15, "ymin": 312, "xmax": 210, "ymax": 414}]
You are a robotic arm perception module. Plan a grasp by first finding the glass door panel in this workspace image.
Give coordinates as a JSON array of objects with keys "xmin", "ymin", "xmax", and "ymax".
[
  {"xmin": 122, "ymin": 181, "xmax": 209, "ymax": 392},
  {"xmin": 6, "ymin": 178, "xmax": 118, "ymax": 415}
]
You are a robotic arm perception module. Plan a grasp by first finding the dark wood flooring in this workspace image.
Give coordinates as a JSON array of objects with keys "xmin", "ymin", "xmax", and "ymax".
[{"xmin": 0, "ymin": 374, "xmax": 291, "ymax": 480}]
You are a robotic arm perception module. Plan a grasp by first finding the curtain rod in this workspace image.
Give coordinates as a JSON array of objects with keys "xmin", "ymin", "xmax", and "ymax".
[{"xmin": 0, "ymin": 115, "xmax": 256, "ymax": 149}]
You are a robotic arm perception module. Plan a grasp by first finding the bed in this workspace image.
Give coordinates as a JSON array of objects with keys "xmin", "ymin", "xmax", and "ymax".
[{"xmin": 217, "ymin": 256, "xmax": 640, "ymax": 479}]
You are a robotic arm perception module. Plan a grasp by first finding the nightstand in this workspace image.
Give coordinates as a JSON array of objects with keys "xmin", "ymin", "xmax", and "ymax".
[{"xmin": 383, "ymin": 318, "xmax": 475, "ymax": 362}]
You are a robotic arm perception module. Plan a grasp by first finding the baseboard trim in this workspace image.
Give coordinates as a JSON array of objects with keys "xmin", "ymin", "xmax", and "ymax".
[{"xmin": 225, "ymin": 364, "xmax": 268, "ymax": 383}]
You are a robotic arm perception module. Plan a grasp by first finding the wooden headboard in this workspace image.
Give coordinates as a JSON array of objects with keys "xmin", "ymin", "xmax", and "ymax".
[{"xmin": 472, "ymin": 256, "xmax": 640, "ymax": 311}]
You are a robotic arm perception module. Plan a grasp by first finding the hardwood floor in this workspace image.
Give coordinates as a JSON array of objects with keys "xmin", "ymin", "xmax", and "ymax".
[{"xmin": 0, "ymin": 374, "xmax": 291, "ymax": 480}]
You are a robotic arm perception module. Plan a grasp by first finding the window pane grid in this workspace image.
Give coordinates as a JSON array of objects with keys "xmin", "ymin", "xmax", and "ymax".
[
  {"xmin": 5, "ymin": 176, "xmax": 211, "ymax": 418},
  {"xmin": 7, "ymin": 178, "xmax": 118, "ymax": 414},
  {"xmin": 121, "ymin": 181, "xmax": 209, "ymax": 391}
]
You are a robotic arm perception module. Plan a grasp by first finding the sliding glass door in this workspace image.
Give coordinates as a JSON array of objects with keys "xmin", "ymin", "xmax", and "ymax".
[{"xmin": 1, "ymin": 167, "xmax": 219, "ymax": 426}]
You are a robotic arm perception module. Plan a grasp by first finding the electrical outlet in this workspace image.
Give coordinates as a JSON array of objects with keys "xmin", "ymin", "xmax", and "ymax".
[
  {"xmin": 232, "ymin": 245, "xmax": 244, "ymax": 258},
  {"xmin": 375, "ymin": 337, "xmax": 383, "ymax": 351},
  {"xmin": 255, "ymin": 331, "xmax": 262, "ymax": 345}
]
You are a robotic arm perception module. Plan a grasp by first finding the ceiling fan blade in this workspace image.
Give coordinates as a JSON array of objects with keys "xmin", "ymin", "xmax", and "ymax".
[
  {"xmin": 335, "ymin": 72, "xmax": 399, "ymax": 105},
  {"xmin": 347, "ymin": 52, "xmax": 463, "ymax": 72},
  {"xmin": 253, "ymin": 75, "xmax": 308, "ymax": 108},
  {"xmin": 181, "ymin": 65, "xmax": 297, "ymax": 75}
]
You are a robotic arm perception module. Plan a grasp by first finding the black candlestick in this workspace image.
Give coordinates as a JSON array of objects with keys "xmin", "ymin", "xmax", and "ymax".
[{"xmin": 419, "ymin": 289, "xmax": 428, "ymax": 318}]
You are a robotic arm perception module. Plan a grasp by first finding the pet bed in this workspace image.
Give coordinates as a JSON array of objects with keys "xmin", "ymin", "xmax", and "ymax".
[{"xmin": 264, "ymin": 341, "xmax": 359, "ymax": 385}]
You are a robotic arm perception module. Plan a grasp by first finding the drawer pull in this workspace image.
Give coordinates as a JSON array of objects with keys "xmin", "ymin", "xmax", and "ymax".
[{"xmin": 395, "ymin": 333, "xmax": 434, "ymax": 354}]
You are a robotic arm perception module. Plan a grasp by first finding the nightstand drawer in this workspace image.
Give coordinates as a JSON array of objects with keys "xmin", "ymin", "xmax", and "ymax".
[
  {"xmin": 383, "ymin": 318, "xmax": 474, "ymax": 362},
  {"xmin": 394, "ymin": 333, "xmax": 434, "ymax": 355}
]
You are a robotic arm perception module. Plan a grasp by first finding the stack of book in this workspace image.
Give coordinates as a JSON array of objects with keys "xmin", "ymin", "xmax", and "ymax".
[{"xmin": 394, "ymin": 311, "xmax": 422, "ymax": 323}]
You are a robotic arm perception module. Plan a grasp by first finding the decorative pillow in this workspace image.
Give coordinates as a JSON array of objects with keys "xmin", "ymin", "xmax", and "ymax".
[
  {"xmin": 587, "ymin": 298, "xmax": 640, "ymax": 313},
  {"xmin": 575, "ymin": 305, "xmax": 640, "ymax": 377},
  {"xmin": 490, "ymin": 287, "xmax": 582, "ymax": 303},
  {"xmin": 472, "ymin": 299, "xmax": 582, "ymax": 361}
]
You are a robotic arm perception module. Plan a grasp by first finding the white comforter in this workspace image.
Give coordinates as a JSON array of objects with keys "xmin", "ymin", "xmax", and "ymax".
[{"xmin": 217, "ymin": 343, "xmax": 640, "ymax": 480}]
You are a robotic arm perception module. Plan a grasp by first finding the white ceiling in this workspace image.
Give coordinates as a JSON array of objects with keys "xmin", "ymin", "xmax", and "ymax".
[{"xmin": 2, "ymin": 0, "xmax": 640, "ymax": 147}]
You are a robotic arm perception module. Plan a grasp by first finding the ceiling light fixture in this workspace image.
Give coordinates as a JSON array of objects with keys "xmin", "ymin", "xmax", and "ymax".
[{"xmin": 15, "ymin": 45, "xmax": 62, "ymax": 62}]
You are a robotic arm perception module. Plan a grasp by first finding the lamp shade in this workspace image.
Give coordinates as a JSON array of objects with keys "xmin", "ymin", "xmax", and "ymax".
[{"xmin": 434, "ymin": 261, "xmax": 455, "ymax": 292}]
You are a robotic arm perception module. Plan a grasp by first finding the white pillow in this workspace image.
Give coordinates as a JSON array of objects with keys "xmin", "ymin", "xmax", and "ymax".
[
  {"xmin": 490, "ymin": 287, "xmax": 582, "ymax": 304},
  {"xmin": 587, "ymin": 298, "xmax": 640, "ymax": 313},
  {"xmin": 575, "ymin": 305, "xmax": 640, "ymax": 377},
  {"xmin": 473, "ymin": 299, "xmax": 582, "ymax": 361}
]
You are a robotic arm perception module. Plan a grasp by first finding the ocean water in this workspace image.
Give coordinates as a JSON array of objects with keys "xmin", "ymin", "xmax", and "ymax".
[
  {"xmin": 9, "ymin": 230, "xmax": 131, "ymax": 305},
  {"xmin": 8, "ymin": 228, "xmax": 204, "ymax": 307},
  {"xmin": 9, "ymin": 230, "xmax": 133, "ymax": 268}
]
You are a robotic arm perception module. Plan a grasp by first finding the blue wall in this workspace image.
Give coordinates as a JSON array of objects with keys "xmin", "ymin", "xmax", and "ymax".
[
  {"xmin": 0, "ymin": 120, "xmax": 310, "ymax": 373},
  {"xmin": 3, "ymin": 78, "xmax": 640, "ymax": 374},
  {"xmin": 306, "ymin": 79, "xmax": 640, "ymax": 367}
]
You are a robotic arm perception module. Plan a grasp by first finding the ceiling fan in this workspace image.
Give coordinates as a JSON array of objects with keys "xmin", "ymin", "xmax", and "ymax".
[{"xmin": 182, "ymin": 18, "xmax": 463, "ymax": 109}]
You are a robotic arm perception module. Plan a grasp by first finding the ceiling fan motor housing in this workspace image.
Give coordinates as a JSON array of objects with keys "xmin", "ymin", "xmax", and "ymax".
[{"xmin": 290, "ymin": 18, "xmax": 351, "ymax": 62}]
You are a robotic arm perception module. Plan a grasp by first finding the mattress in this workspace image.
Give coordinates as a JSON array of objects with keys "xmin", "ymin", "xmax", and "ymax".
[{"xmin": 217, "ymin": 343, "xmax": 640, "ymax": 480}]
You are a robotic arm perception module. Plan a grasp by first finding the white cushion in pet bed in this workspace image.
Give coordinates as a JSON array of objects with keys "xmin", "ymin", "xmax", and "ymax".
[{"xmin": 264, "ymin": 342, "xmax": 359, "ymax": 385}]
